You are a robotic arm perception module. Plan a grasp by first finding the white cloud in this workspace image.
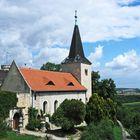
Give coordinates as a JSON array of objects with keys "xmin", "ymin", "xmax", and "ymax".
[
  {"xmin": 33, "ymin": 46, "xmax": 69, "ymax": 68},
  {"xmin": 105, "ymin": 50, "xmax": 140, "ymax": 70},
  {"xmin": 88, "ymin": 45, "xmax": 104, "ymax": 68},
  {"xmin": 0, "ymin": 0, "xmax": 140, "ymax": 68}
]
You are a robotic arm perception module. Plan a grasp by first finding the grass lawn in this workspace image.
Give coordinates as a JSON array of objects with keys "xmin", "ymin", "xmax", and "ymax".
[
  {"xmin": 0, "ymin": 131, "xmax": 41, "ymax": 140},
  {"xmin": 123, "ymin": 102, "xmax": 140, "ymax": 106},
  {"xmin": 113, "ymin": 126, "xmax": 123, "ymax": 140}
]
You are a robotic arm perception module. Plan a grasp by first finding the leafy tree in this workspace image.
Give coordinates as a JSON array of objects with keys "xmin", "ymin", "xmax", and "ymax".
[
  {"xmin": 51, "ymin": 99, "xmax": 86, "ymax": 131},
  {"xmin": 85, "ymin": 94, "xmax": 117, "ymax": 125},
  {"xmin": 92, "ymin": 71, "xmax": 117, "ymax": 101},
  {"xmin": 98, "ymin": 79, "xmax": 117, "ymax": 100},
  {"xmin": 40, "ymin": 62, "xmax": 61, "ymax": 71},
  {"xmin": 91, "ymin": 71, "xmax": 100, "ymax": 94},
  {"xmin": 80, "ymin": 119, "xmax": 115, "ymax": 140},
  {"xmin": 85, "ymin": 94, "xmax": 106, "ymax": 125}
]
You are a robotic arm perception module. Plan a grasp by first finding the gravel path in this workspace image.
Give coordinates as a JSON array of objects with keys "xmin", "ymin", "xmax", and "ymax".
[{"xmin": 20, "ymin": 129, "xmax": 68, "ymax": 140}]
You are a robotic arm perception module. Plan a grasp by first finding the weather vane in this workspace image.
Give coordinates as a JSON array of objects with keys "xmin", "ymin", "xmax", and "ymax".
[{"xmin": 75, "ymin": 10, "xmax": 77, "ymax": 25}]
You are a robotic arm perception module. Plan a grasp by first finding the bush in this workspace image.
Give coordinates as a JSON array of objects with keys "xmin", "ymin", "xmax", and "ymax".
[
  {"xmin": 0, "ymin": 91, "xmax": 17, "ymax": 118},
  {"xmin": 117, "ymin": 105, "xmax": 140, "ymax": 139},
  {"xmin": 26, "ymin": 107, "xmax": 41, "ymax": 131},
  {"xmin": 80, "ymin": 119, "xmax": 115, "ymax": 140},
  {"xmin": 0, "ymin": 90, "xmax": 18, "ymax": 137},
  {"xmin": 51, "ymin": 99, "xmax": 85, "ymax": 131},
  {"xmin": 0, "ymin": 118, "xmax": 7, "ymax": 138}
]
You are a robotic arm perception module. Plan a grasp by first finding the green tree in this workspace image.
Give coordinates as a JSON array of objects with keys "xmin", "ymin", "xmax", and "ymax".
[
  {"xmin": 85, "ymin": 94, "xmax": 106, "ymax": 125},
  {"xmin": 98, "ymin": 79, "xmax": 117, "ymax": 100},
  {"xmin": 85, "ymin": 94, "xmax": 117, "ymax": 125},
  {"xmin": 40, "ymin": 62, "xmax": 61, "ymax": 71},
  {"xmin": 51, "ymin": 99, "xmax": 86, "ymax": 131},
  {"xmin": 92, "ymin": 71, "xmax": 100, "ymax": 94},
  {"xmin": 91, "ymin": 71, "xmax": 117, "ymax": 101}
]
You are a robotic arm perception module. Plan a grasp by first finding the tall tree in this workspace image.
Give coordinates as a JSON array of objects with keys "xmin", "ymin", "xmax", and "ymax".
[
  {"xmin": 91, "ymin": 71, "xmax": 100, "ymax": 94},
  {"xmin": 98, "ymin": 79, "xmax": 117, "ymax": 100},
  {"xmin": 92, "ymin": 71, "xmax": 117, "ymax": 101},
  {"xmin": 40, "ymin": 62, "xmax": 61, "ymax": 71}
]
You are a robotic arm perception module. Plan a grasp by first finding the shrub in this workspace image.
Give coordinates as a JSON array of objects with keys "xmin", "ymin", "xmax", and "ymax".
[
  {"xmin": 51, "ymin": 99, "xmax": 85, "ymax": 131},
  {"xmin": 0, "ymin": 90, "xmax": 18, "ymax": 137},
  {"xmin": 26, "ymin": 107, "xmax": 41, "ymax": 131},
  {"xmin": 80, "ymin": 119, "xmax": 115, "ymax": 140},
  {"xmin": 0, "ymin": 118, "xmax": 7, "ymax": 138}
]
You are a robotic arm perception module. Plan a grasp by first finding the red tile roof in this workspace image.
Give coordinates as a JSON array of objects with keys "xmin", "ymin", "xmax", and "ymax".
[{"xmin": 19, "ymin": 68, "xmax": 86, "ymax": 92}]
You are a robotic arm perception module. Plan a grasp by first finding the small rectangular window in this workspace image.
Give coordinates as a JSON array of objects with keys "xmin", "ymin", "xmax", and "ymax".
[{"xmin": 85, "ymin": 69, "xmax": 88, "ymax": 76}]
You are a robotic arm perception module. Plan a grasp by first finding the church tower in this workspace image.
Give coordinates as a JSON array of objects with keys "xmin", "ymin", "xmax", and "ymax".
[{"xmin": 61, "ymin": 11, "xmax": 92, "ymax": 101}]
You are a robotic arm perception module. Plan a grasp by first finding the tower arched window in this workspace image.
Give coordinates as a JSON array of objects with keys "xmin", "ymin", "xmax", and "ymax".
[
  {"xmin": 43, "ymin": 101, "xmax": 48, "ymax": 114},
  {"xmin": 54, "ymin": 100, "xmax": 58, "ymax": 112}
]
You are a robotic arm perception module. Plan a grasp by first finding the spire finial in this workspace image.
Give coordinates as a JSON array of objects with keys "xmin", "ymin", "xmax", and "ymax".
[{"xmin": 75, "ymin": 10, "xmax": 77, "ymax": 25}]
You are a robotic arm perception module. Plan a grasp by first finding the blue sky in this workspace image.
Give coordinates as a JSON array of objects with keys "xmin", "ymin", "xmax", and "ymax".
[{"xmin": 0, "ymin": 0, "xmax": 140, "ymax": 88}]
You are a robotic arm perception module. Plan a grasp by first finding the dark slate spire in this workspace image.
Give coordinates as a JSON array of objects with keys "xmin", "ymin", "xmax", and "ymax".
[{"xmin": 62, "ymin": 13, "xmax": 91, "ymax": 65}]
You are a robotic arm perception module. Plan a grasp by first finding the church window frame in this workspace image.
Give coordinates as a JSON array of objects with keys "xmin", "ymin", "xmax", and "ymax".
[
  {"xmin": 85, "ymin": 69, "xmax": 88, "ymax": 76},
  {"xmin": 54, "ymin": 100, "xmax": 58, "ymax": 112},
  {"xmin": 43, "ymin": 101, "xmax": 48, "ymax": 114}
]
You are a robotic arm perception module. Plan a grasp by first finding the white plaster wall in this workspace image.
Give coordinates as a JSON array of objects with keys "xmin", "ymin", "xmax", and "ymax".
[
  {"xmin": 33, "ymin": 91, "xmax": 86, "ymax": 115},
  {"xmin": 81, "ymin": 63, "xmax": 92, "ymax": 101}
]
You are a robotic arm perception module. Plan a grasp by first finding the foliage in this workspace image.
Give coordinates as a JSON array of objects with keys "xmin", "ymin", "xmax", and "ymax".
[
  {"xmin": 40, "ymin": 62, "xmax": 61, "ymax": 71},
  {"xmin": 91, "ymin": 71, "xmax": 100, "ymax": 94},
  {"xmin": 91, "ymin": 71, "xmax": 117, "ymax": 101},
  {"xmin": 0, "ymin": 90, "xmax": 18, "ymax": 118},
  {"xmin": 0, "ymin": 118, "xmax": 7, "ymax": 138},
  {"xmin": 113, "ymin": 126, "xmax": 123, "ymax": 140},
  {"xmin": 117, "ymin": 95, "xmax": 140, "ymax": 103},
  {"xmin": 0, "ymin": 90, "xmax": 18, "ymax": 137},
  {"xmin": 85, "ymin": 94, "xmax": 117, "ymax": 125},
  {"xmin": 51, "ymin": 99, "xmax": 86, "ymax": 131},
  {"xmin": 80, "ymin": 119, "xmax": 116, "ymax": 140},
  {"xmin": 98, "ymin": 79, "xmax": 117, "ymax": 100},
  {"xmin": 117, "ymin": 104, "xmax": 140, "ymax": 139},
  {"xmin": 26, "ymin": 107, "xmax": 41, "ymax": 131}
]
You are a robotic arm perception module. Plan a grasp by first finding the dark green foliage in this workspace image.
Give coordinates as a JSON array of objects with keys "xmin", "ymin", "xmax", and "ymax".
[
  {"xmin": 0, "ymin": 90, "xmax": 18, "ymax": 118},
  {"xmin": 85, "ymin": 94, "xmax": 117, "ymax": 125},
  {"xmin": 26, "ymin": 107, "xmax": 41, "ymax": 131},
  {"xmin": 117, "ymin": 105, "xmax": 140, "ymax": 139},
  {"xmin": 91, "ymin": 71, "xmax": 100, "ymax": 94},
  {"xmin": 0, "ymin": 90, "xmax": 17, "ymax": 137},
  {"xmin": 80, "ymin": 119, "xmax": 115, "ymax": 140},
  {"xmin": 0, "ymin": 118, "xmax": 7, "ymax": 138},
  {"xmin": 51, "ymin": 99, "xmax": 86, "ymax": 131},
  {"xmin": 92, "ymin": 71, "xmax": 117, "ymax": 101},
  {"xmin": 98, "ymin": 79, "xmax": 117, "ymax": 100},
  {"xmin": 40, "ymin": 62, "xmax": 61, "ymax": 71},
  {"xmin": 117, "ymin": 95, "xmax": 140, "ymax": 103}
]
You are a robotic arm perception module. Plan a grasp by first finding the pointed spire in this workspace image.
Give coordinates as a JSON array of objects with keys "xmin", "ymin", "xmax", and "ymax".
[
  {"xmin": 75, "ymin": 10, "xmax": 77, "ymax": 25},
  {"xmin": 62, "ymin": 11, "xmax": 91, "ymax": 65}
]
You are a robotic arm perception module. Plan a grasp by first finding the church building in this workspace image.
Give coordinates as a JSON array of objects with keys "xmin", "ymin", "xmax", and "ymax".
[{"xmin": 1, "ymin": 18, "xmax": 92, "ymax": 129}]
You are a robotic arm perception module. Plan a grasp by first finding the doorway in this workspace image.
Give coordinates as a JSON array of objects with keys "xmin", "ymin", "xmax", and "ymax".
[{"xmin": 13, "ymin": 112, "xmax": 20, "ymax": 129}]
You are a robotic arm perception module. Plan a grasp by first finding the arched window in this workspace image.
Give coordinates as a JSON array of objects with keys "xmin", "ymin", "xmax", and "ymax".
[
  {"xmin": 54, "ymin": 100, "xmax": 58, "ymax": 112},
  {"xmin": 43, "ymin": 101, "xmax": 48, "ymax": 114}
]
